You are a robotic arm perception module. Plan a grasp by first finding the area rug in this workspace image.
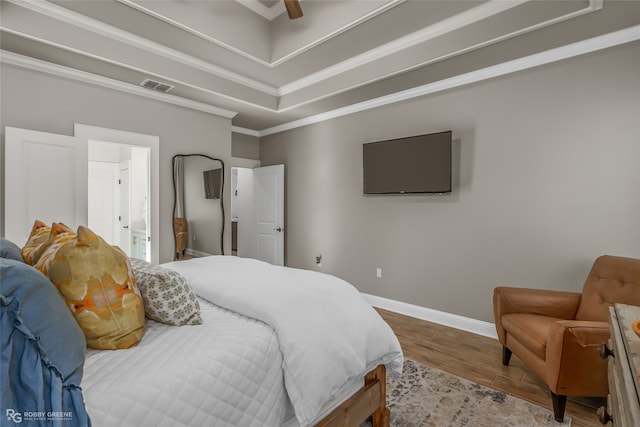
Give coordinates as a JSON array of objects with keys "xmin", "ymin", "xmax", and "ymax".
[{"xmin": 386, "ymin": 359, "xmax": 571, "ymax": 427}]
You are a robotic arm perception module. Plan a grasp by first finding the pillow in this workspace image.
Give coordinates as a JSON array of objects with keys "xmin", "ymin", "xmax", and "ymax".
[
  {"xmin": 128, "ymin": 257, "xmax": 202, "ymax": 326},
  {"xmin": 41, "ymin": 226, "xmax": 146, "ymax": 350},
  {"xmin": 0, "ymin": 238, "xmax": 23, "ymax": 262},
  {"xmin": 1, "ymin": 258, "xmax": 90, "ymax": 425},
  {"xmin": 21, "ymin": 220, "xmax": 51, "ymax": 265},
  {"xmin": 32, "ymin": 223, "xmax": 77, "ymax": 275}
]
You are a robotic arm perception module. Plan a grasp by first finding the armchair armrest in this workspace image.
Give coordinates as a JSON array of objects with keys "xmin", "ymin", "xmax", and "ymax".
[
  {"xmin": 493, "ymin": 287, "xmax": 581, "ymax": 344},
  {"xmin": 494, "ymin": 287, "xmax": 581, "ymax": 319},
  {"xmin": 545, "ymin": 320, "xmax": 610, "ymax": 396}
]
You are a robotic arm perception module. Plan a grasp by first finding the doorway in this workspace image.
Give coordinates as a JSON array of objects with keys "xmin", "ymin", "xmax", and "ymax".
[
  {"xmin": 88, "ymin": 142, "xmax": 150, "ymax": 261},
  {"xmin": 231, "ymin": 164, "xmax": 285, "ymax": 266},
  {"xmin": 75, "ymin": 124, "xmax": 159, "ymax": 264}
]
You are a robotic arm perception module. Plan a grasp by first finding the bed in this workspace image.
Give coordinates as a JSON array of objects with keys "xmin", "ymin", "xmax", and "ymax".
[
  {"xmin": 83, "ymin": 256, "xmax": 404, "ymax": 426},
  {"xmin": 2, "ymin": 237, "xmax": 403, "ymax": 427}
]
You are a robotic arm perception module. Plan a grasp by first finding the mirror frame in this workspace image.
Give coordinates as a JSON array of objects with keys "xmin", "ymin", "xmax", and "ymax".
[{"xmin": 172, "ymin": 154, "xmax": 225, "ymax": 259}]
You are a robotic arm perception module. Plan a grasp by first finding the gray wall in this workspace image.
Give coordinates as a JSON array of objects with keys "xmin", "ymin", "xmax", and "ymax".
[
  {"xmin": 0, "ymin": 64, "xmax": 232, "ymax": 263},
  {"xmin": 260, "ymin": 41, "xmax": 640, "ymax": 323},
  {"xmin": 232, "ymin": 132, "xmax": 260, "ymax": 160}
]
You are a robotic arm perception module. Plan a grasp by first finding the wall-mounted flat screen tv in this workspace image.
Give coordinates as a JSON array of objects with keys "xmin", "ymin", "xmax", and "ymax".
[{"xmin": 363, "ymin": 130, "xmax": 452, "ymax": 194}]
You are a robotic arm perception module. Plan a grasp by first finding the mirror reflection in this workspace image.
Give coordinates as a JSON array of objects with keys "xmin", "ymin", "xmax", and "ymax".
[{"xmin": 173, "ymin": 154, "xmax": 225, "ymax": 260}]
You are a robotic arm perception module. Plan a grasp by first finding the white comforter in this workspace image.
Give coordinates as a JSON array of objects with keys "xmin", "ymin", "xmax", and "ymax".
[{"xmin": 163, "ymin": 256, "xmax": 403, "ymax": 427}]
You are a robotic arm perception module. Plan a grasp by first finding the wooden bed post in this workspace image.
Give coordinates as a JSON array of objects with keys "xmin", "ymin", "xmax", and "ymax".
[
  {"xmin": 365, "ymin": 365, "xmax": 390, "ymax": 427},
  {"xmin": 315, "ymin": 364, "xmax": 390, "ymax": 427}
]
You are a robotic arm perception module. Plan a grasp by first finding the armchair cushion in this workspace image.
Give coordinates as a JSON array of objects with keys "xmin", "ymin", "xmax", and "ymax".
[{"xmin": 501, "ymin": 314, "xmax": 564, "ymax": 360}]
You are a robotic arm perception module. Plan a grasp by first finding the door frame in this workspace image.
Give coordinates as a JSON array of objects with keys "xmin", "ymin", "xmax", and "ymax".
[{"xmin": 75, "ymin": 124, "xmax": 159, "ymax": 264}]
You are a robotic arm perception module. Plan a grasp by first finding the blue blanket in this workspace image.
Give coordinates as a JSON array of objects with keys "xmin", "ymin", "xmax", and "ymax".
[{"xmin": 1, "ymin": 257, "xmax": 91, "ymax": 427}]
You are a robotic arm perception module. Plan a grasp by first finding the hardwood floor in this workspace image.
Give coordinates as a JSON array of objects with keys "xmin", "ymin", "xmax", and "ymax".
[{"xmin": 377, "ymin": 308, "xmax": 604, "ymax": 427}]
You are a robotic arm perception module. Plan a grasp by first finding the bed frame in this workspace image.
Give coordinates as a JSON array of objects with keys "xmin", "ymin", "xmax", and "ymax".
[{"xmin": 315, "ymin": 365, "xmax": 389, "ymax": 427}]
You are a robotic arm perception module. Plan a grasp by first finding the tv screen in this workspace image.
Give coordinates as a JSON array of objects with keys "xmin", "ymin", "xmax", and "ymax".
[{"xmin": 363, "ymin": 130, "xmax": 452, "ymax": 194}]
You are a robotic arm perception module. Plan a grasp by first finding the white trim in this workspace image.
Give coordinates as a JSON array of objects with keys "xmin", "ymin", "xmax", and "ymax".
[
  {"xmin": 234, "ymin": 0, "xmax": 286, "ymax": 21},
  {"xmin": 269, "ymin": 0, "xmax": 404, "ymax": 67},
  {"xmin": 232, "ymin": 126, "xmax": 261, "ymax": 137},
  {"xmin": 7, "ymin": 0, "xmax": 278, "ymax": 95},
  {"xmin": 2, "ymin": 0, "xmax": 606, "ymax": 112},
  {"xmin": 259, "ymin": 24, "xmax": 640, "ymax": 136},
  {"xmin": 231, "ymin": 157, "xmax": 261, "ymax": 169},
  {"xmin": 185, "ymin": 247, "xmax": 214, "ymax": 258},
  {"xmin": 362, "ymin": 293, "xmax": 498, "ymax": 340},
  {"xmin": 0, "ymin": 50, "xmax": 238, "ymax": 119},
  {"xmin": 6, "ymin": 0, "xmax": 597, "ymax": 99},
  {"xmin": 119, "ymin": 0, "xmax": 402, "ymax": 67},
  {"xmin": 277, "ymin": 0, "xmax": 600, "ymax": 105},
  {"xmin": 117, "ymin": 0, "xmax": 271, "ymax": 69},
  {"xmin": 4, "ymin": 20, "xmax": 637, "ymax": 136},
  {"xmin": 279, "ymin": 0, "xmax": 527, "ymax": 95}
]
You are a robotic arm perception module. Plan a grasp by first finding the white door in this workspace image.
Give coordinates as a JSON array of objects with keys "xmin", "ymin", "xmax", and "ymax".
[
  {"xmin": 88, "ymin": 161, "xmax": 118, "ymax": 245},
  {"xmin": 119, "ymin": 161, "xmax": 131, "ymax": 256},
  {"xmin": 4, "ymin": 127, "xmax": 87, "ymax": 245},
  {"xmin": 254, "ymin": 165, "xmax": 284, "ymax": 266}
]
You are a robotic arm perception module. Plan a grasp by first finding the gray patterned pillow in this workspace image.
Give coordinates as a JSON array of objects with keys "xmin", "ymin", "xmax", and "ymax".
[{"xmin": 128, "ymin": 258, "xmax": 202, "ymax": 326}]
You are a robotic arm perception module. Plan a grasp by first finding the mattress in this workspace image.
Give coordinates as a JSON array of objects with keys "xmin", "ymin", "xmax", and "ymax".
[{"xmin": 82, "ymin": 298, "xmax": 293, "ymax": 426}]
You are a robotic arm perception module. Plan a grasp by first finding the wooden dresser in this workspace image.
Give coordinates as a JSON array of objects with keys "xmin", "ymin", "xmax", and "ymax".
[{"xmin": 599, "ymin": 304, "xmax": 640, "ymax": 426}]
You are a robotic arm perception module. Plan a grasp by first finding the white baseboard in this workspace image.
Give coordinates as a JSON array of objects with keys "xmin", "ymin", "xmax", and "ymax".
[
  {"xmin": 362, "ymin": 293, "xmax": 498, "ymax": 340},
  {"xmin": 185, "ymin": 248, "xmax": 213, "ymax": 258}
]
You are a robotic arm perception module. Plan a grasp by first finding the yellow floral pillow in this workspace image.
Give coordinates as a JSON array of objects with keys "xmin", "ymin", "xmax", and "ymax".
[
  {"xmin": 42, "ymin": 226, "xmax": 146, "ymax": 349},
  {"xmin": 21, "ymin": 220, "xmax": 51, "ymax": 265},
  {"xmin": 32, "ymin": 223, "xmax": 77, "ymax": 275}
]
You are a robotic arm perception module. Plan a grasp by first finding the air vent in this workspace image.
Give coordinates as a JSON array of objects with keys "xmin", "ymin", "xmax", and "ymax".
[{"xmin": 140, "ymin": 79, "xmax": 174, "ymax": 93}]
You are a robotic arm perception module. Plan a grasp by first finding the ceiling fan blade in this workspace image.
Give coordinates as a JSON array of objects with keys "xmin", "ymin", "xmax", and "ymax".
[{"xmin": 284, "ymin": 0, "xmax": 303, "ymax": 19}]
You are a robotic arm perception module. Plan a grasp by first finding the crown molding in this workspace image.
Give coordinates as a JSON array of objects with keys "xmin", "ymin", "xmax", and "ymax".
[
  {"xmin": 116, "ymin": 0, "xmax": 272, "ymax": 68},
  {"xmin": 258, "ymin": 25, "xmax": 640, "ymax": 136},
  {"xmin": 0, "ymin": 50, "xmax": 238, "ymax": 119},
  {"xmin": 3, "ymin": 0, "xmax": 603, "ymax": 113},
  {"xmin": 279, "ymin": 0, "xmax": 525, "ymax": 95},
  {"xmin": 119, "ymin": 0, "xmax": 403, "ymax": 67},
  {"xmin": 232, "ymin": 126, "xmax": 261, "ymax": 137},
  {"xmin": 269, "ymin": 0, "xmax": 405, "ymax": 67},
  {"xmin": 234, "ymin": 0, "xmax": 287, "ymax": 21},
  {"xmin": 6, "ymin": 0, "xmax": 279, "ymax": 96},
  {"xmin": 278, "ymin": 0, "xmax": 601, "ymax": 97}
]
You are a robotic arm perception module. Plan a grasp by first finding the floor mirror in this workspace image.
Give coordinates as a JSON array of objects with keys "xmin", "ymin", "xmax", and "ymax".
[{"xmin": 172, "ymin": 154, "xmax": 225, "ymax": 260}]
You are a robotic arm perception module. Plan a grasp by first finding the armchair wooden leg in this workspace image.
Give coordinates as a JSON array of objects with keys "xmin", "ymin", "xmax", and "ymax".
[
  {"xmin": 501, "ymin": 347, "xmax": 512, "ymax": 366},
  {"xmin": 550, "ymin": 392, "xmax": 567, "ymax": 423}
]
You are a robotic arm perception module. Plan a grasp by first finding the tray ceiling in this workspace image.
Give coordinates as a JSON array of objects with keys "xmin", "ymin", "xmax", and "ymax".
[{"xmin": 1, "ymin": 0, "xmax": 639, "ymax": 134}]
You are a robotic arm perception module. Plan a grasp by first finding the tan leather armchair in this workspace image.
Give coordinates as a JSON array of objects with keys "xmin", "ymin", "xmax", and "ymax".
[{"xmin": 493, "ymin": 255, "xmax": 640, "ymax": 422}]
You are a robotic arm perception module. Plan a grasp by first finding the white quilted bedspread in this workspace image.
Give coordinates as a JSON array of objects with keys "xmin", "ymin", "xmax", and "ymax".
[
  {"xmin": 82, "ymin": 299, "xmax": 293, "ymax": 427},
  {"xmin": 164, "ymin": 256, "xmax": 404, "ymax": 427}
]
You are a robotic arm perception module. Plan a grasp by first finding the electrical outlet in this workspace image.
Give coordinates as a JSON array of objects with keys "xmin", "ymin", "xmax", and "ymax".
[
  {"xmin": 316, "ymin": 254, "xmax": 322, "ymax": 268},
  {"xmin": 376, "ymin": 268, "xmax": 382, "ymax": 278}
]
